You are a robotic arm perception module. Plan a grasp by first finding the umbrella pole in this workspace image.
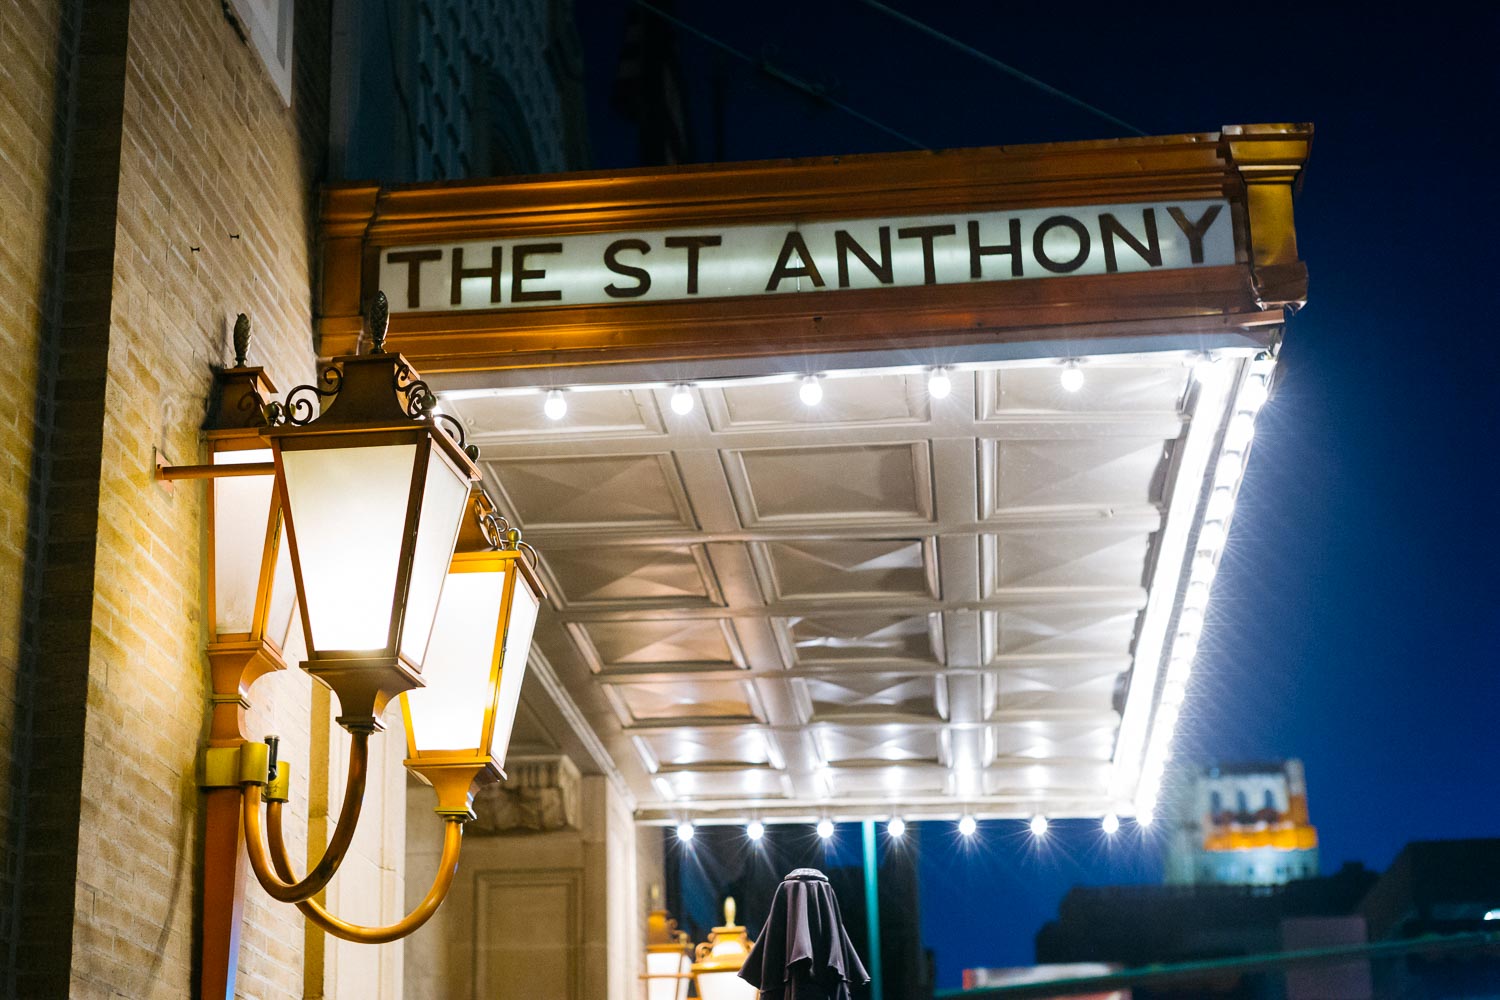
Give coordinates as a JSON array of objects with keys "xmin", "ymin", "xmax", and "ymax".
[{"xmin": 861, "ymin": 819, "xmax": 885, "ymax": 1000}]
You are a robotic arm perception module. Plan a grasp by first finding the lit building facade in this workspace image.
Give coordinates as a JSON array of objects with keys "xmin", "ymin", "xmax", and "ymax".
[
  {"xmin": 1166, "ymin": 760, "xmax": 1320, "ymax": 887},
  {"xmin": 0, "ymin": 0, "xmax": 1311, "ymax": 995}
]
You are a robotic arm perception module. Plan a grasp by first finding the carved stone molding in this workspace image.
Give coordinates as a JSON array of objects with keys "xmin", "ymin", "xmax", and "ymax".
[{"xmin": 471, "ymin": 755, "xmax": 581, "ymax": 834}]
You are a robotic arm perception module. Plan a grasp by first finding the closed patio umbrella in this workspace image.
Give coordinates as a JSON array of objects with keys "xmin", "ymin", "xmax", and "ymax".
[{"xmin": 737, "ymin": 868, "xmax": 870, "ymax": 1000}]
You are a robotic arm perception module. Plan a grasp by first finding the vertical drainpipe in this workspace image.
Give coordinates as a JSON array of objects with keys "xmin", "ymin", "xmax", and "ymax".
[{"xmin": 861, "ymin": 819, "xmax": 884, "ymax": 1000}]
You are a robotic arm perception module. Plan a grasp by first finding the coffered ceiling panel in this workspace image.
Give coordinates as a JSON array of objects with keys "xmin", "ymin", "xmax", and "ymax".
[
  {"xmin": 445, "ymin": 349, "xmax": 1262, "ymax": 821},
  {"xmin": 455, "ymin": 387, "xmax": 663, "ymax": 439},
  {"xmin": 606, "ymin": 679, "xmax": 763, "ymax": 725},
  {"xmin": 989, "ymin": 719, "xmax": 1119, "ymax": 761},
  {"xmin": 778, "ymin": 612, "xmax": 944, "ymax": 667},
  {"xmin": 983, "ymin": 529, "xmax": 1152, "ymax": 594},
  {"xmin": 724, "ymin": 442, "xmax": 934, "ymax": 526},
  {"xmin": 708, "ymin": 375, "xmax": 928, "ymax": 430},
  {"xmin": 541, "ymin": 544, "xmax": 722, "ymax": 609},
  {"xmin": 983, "ymin": 365, "xmax": 1190, "ymax": 417},
  {"xmin": 794, "ymin": 675, "xmax": 948, "ymax": 722},
  {"xmin": 980, "ymin": 437, "xmax": 1171, "ymax": 516},
  {"xmin": 633, "ymin": 728, "xmax": 781, "ymax": 771},
  {"xmin": 570, "ymin": 618, "xmax": 742, "ymax": 673},
  {"xmin": 983, "ymin": 761, "xmax": 1113, "ymax": 797},
  {"xmin": 654, "ymin": 769, "xmax": 792, "ymax": 801},
  {"xmin": 485, "ymin": 452, "xmax": 695, "ymax": 531},
  {"xmin": 813, "ymin": 725, "xmax": 944, "ymax": 766},
  {"xmin": 825, "ymin": 764, "xmax": 949, "ymax": 798},
  {"xmin": 983, "ymin": 605, "xmax": 1142, "ymax": 661},
  {"xmin": 753, "ymin": 537, "xmax": 938, "ymax": 603},
  {"xmin": 984, "ymin": 662, "xmax": 1123, "ymax": 718}
]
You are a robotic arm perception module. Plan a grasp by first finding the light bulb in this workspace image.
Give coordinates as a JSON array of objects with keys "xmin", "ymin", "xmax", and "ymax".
[
  {"xmin": 676, "ymin": 821, "xmax": 695, "ymax": 843},
  {"xmin": 799, "ymin": 375, "xmax": 824, "ymax": 406},
  {"xmin": 543, "ymin": 389, "xmax": 567, "ymax": 421},
  {"xmin": 1060, "ymin": 363, "xmax": 1085, "ymax": 393},
  {"xmin": 1137, "ymin": 808, "xmax": 1155, "ymax": 828},
  {"xmin": 746, "ymin": 820, "xmax": 765, "ymax": 842},
  {"xmin": 1167, "ymin": 669, "xmax": 1191, "ymax": 695},
  {"xmin": 816, "ymin": 818, "xmax": 835, "ymax": 840},
  {"xmin": 670, "ymin": 385, "xmax": 695, "ymax": 415},
  {"xmin": 957, "ymin": 814, "xmax": 977, "ymax": 837},
  {"xmin": 1029, "ymin": 814, "xmax": 1049, "ymax": 837},
  {"xmin": 1206, "ymin": 487, "xmax": 1234, "ymax": 521},
  {"xmin": 887, "ymin": 816, "xmax": 906, "ymax": 839},
  {"xmin": 1198, "ymin": 521, "xmax": 1226, "ymax": 553},
  {"xmin": 928, "ymin": 368, "xmax": 952, "ymax": 399},
  {"xmin": 1102, "ymin": 813, "xmax": 1120, "ymax": 835},
  {"xmin": 1215, "ymin": 452, "xmax": 1245, "ymax": 486},
  {"xmin": 1240, "ymin": 376, "xmax": 1270, "ymax": 412},
  {"xmin": 1224, "ymin": 412, "xmax": 1255, "ymax": 451}
]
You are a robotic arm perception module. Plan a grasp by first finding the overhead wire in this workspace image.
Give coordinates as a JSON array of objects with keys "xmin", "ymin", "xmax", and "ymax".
[
  {"xmin": 855, "ymin": 0, "xmax": 1148, "ymax": 137},
  {"xmin": 631, "ymin": 0, "xmax": 929, "ymax": 151}
]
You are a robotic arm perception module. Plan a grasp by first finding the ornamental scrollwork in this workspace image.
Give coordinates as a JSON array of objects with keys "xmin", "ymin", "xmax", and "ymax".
[{"xmin": 269, "ymin": 364, "xmax": 343, "ymax": 427}]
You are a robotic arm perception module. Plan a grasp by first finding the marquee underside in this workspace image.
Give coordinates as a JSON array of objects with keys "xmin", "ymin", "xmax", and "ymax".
[{"xmin": 438, "ymin": 336, "xmax": 1273, "ymax": 825}]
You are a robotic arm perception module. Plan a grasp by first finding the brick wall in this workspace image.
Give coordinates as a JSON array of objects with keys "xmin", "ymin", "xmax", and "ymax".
[
  {"xmin": 0, "ymin": 0, "xmax": 428, "ymax": 996},
  {"xmin": 0, "ymin": 0, "xmax": 72, "ymax": 976}
]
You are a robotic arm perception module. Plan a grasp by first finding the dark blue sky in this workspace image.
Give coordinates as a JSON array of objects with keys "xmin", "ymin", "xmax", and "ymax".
[{"xmin": 575, "ymin": 1, "xmax": 1500, "ymax": 986}]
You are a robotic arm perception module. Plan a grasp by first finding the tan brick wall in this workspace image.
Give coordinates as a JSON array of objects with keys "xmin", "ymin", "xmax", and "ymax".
[
  {"xmin": 64, "ymin": 0, "xmax": 335, "ymax": 996},
  {"xmin": 0, "ymin": 0, "xmax": 69, "ymax": 958}
]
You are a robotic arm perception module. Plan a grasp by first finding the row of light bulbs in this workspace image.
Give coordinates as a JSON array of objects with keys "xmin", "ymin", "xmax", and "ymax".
[
  {"xmin": 538, "ymin": 361, "xmax": 1091, "ymax": 421},
  {"xmin": 673, "ymin": 811, "xmax": 1140, "ymax": 844},
  {"xmin": 1133, "ymin": 358, "xmax": 1276, "ymax": 825}
]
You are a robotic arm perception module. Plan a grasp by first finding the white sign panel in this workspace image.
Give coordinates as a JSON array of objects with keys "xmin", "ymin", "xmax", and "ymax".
[{"xmin": 379, "ymin": 200, "xmax": 1233, "ymax": 313}]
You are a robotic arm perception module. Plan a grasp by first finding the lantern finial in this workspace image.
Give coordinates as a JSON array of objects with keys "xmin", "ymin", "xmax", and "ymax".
[
  {"xmin": 369, "ymin": 290, "xmax": 389, "ymax": 354},
  {"xmin": 233, "ymin": 313, "xmax": 250, "ymax": 368}
]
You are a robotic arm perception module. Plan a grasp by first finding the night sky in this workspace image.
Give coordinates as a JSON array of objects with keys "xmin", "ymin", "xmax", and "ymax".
[{"xmin": 573, "ymin": 1, "xmax": 1500, "ymax": 987}]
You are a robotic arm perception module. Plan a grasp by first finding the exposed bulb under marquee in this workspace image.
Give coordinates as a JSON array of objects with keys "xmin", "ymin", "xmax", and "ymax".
[{"xmin": 799, "ymin": 375, "xmax": 824, "ymax": 406}]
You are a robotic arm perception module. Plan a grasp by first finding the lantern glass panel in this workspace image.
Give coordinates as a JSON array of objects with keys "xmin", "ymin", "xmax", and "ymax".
[
  {"xmin": 264, "ymin": 527, "xmax": 297, "ymax": 650},
  {"xmin": 488, "ymin": 574, "xmax": 539, "ymax": 767},
  {"xmin": 281, "ymin": 442, "xmax": 418, "ymax": 651},
  {"xmin": 397, "ymin": 453, "xmax": 470, "ymax": 664},
  {"xmin": 695, "ymin": 970, "xmax": 756, "ymax": 1000},
  {"xmin": 212, "ymin": 449, "xmax": 275, "ymax": 636},
  {"xmin": 645, "ymin": 952, "xmax": 691, "ymax": 1000},
  {"xmin": 404, "ymin": 565, "xmax": 507, "ymax": 754}
]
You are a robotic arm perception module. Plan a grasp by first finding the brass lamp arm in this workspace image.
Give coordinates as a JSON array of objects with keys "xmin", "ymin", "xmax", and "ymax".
[
  {"xmin": 266, "ymin": 800, "xmax": 464, "ymax": 944},
  {"xmin": 240, "ymin": 732, "xmax": 370, "ymax": 902}
]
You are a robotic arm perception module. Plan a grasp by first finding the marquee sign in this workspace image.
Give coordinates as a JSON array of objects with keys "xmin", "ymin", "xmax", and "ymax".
[{"xmin": 378, "ymin": 199, "xmax": 1234, "ymax": 313}]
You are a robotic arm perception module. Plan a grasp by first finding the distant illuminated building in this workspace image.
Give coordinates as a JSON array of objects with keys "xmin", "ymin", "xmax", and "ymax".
[{"xmin": 1166, "ymin": 760, "xmax": 1319, "ymax": 886}]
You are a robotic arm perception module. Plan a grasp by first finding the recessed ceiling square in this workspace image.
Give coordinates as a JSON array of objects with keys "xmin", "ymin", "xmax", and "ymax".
[
  {"xmin": 485, "ymin": 452, "xmax": 695, "ymax": 531},
  {"xmin": 754, "ymin": 537, "xmax": 937, "ymax": 602},
  {"xmin": 540, "ymin": 543, "xmax": 721, "ymax": 609},
  {"xmin": 724, "ymin": 442, "xmax": 933, "ymax": 526}
]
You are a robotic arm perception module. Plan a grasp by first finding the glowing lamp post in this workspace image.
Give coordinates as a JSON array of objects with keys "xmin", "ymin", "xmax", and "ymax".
[{"xmin": 692, "ymin": 897, "xmax": 758, "ymax": 1000}]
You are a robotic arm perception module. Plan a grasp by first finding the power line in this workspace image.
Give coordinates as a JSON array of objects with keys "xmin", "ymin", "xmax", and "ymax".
[
  {"xmin": 631, "ymin": 0, "xmax": 929, "ymax": 151},
  {"xmin": 856, "ymin": 0, "xmax": 1147, "ymax": 138}
]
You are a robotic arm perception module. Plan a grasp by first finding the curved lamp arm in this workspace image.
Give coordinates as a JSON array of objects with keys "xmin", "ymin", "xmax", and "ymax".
[
  {"xmin": 240, "ymin": 732, "xmax": 370, "ymax": 903},
  {"xmin": 262, "ymin": 799, "xmax": 465, "ymax": 943}
]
